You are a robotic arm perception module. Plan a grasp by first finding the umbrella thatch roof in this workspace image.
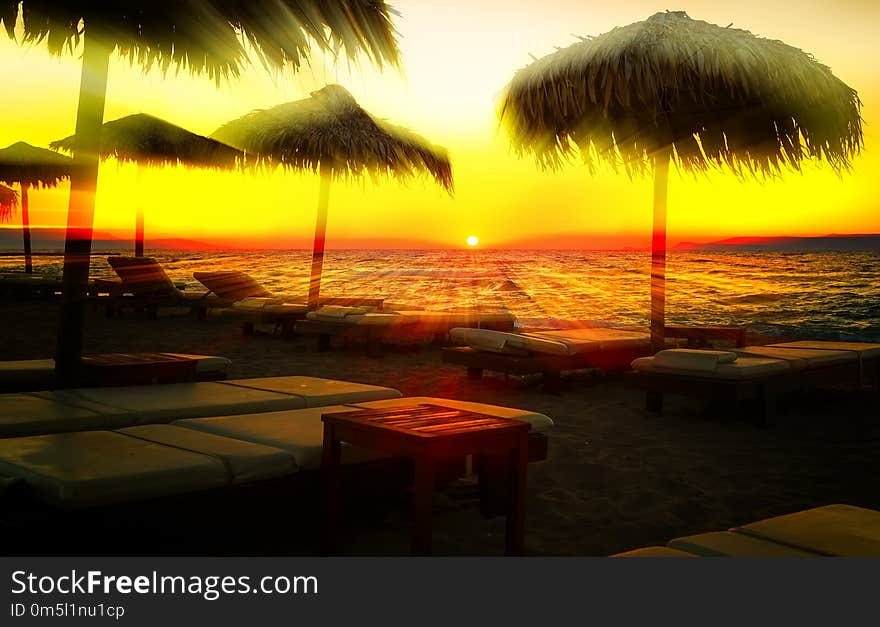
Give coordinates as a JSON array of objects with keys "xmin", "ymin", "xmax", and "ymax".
[
  {"xmin": 0, "ymin": 183, "xmax": 18, "ymax": 220},
  {"xmin": 51, "ymin": 113, "xmax": 242, "ymax": 168},
  {"xmin": 1, "ymin": 1, "xmax": 400, "ymax": 81},
  {"xmin": 0, "ymin": 141, "xmax": 73, "ymax": 188},
  {"xmin": 212, "ymin": 84, "xmax": 453, "ymax": 192},
  {"xmin": 498, "ymin": 11, "xmax": 863, "ymax": 177}
]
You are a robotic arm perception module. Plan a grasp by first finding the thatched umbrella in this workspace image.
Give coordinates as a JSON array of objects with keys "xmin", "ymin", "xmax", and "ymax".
[
  {"xmin": 498, "ymin": 11, "xmax": 863, "ymax": 349},
  {"xmin": 0, "ymin": 184, "xmax": 18, "ymax": 218},
  {"xmin": 0, "ymin": 142, "xmax": 74, "ymax": 273},
  {"xmin": 1, "ymin": 2, "xmax": 400, "ymax": 382},
  {"xmin": 51, "ymin": 113, "xmax": 242, "ymax": 256},
  {"xmin": 213, "ymin": 84, "xmax": 453, "ymax": 305}
]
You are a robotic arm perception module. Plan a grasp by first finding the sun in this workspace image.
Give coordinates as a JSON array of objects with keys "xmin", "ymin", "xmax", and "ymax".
[{"xmin": 466, "ymin": 235, "xmax": 479, "ymax": 247}]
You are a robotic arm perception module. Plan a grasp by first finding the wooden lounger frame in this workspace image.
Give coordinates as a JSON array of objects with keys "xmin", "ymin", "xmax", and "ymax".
[
  {"xmin": 241, "ymin": 297, "xmax": 387, "ymax": 339},
  {"xmin": 0, "ymin": 432, "xmax": 548, "ymax": 555},
  {"xmin": 294, "ymin": 318, "xmax": 415, "ymax": 356},
  {"xmin": 442, "ymin": 326, "xmax": 748, "ymax": 391},
  {"xmin": 442, "ymin": 345, "xmax": 649, "ymax": 391},
  {"xmin": 626, "ymin": 358, "xmax": 873, "ymax": 425}
]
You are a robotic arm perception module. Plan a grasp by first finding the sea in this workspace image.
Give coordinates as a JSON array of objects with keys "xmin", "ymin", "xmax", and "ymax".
[{"xmin": 3, "ymin": 249, "xmax": 879, "ymax": 342}]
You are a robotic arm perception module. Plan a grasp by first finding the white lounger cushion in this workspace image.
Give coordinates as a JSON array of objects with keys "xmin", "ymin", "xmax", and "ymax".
[
  {"xmin": 158, "ymin": 354, "xmax": 231, "ymax": 374},
  {"xmin": 0, "ymin": 394, "xmax": 114, "ymax": 438},
  {"xmin": 770, "ymin": 341, "xmax": 880, "ymax": 359},
  {"xmin": 311, "ymin": 305, "xmax": 368, "ymax": 318},
  {"xmin": 0, "ymin": 359, "xmax": 55, "ymax": 389},
  {"xmin": 174, "ymin": 406, "xmax": 385, "ymax": 470},
  {"xmin": 732, "ymin": 504, "xmax": 880, "ymax": 557},
  {"xmin": 612, "ymin": 546, "xmax": 697, "ymax": 557},
  {"xmin": 732, "ymin": 346, "xmax": 855, "ymax": 370},
  {"xmin": 306, "ymin": 311, "xmax": 416, "ymax": 326},
  {"xmin": 34, "ymin": 382, "xmax": 306, "ymax": 423},
  {"xmin": 117, "ymin": 424, "xmax": 296, "ymax": 483},
  {"xmin": 219, "ymin": 376, "xmax": 402, "ymax": 406},
  {"xmin": 395, "ymin": 310, "xmax": 516, "ymax": 327},
  {"xmin": 450, "ymin": 327, "xmax": 650, "ymax": 357},
  {"xmin": 450, "ymin": 328, "xmax": 566, "ymax": 355},
  {"xmin": 261, "ymin": 303, "xmax": 310, "ymax": 315},
  {"xmin": 0, "ymin": 431, "xmax": 227, "ymax": 508},
  {"xmin": 11, "ymin": 377, "xmax": 400, "ymax": 438},
  {"xmin": 632, "ymin": 355, "xmax": 791, "ymax": 380},
  {"xmin": 0, "ymin": 354, "xmax": 229, "ymax": 389},
  {"xmin": 528, "ymin": 328, "xmax": 650, "ymax": 352},
  {"xmin": 667, "ymin": 531, "xmax": 817, "ymax": 556},
  {"xmin": 230, "ymin": 296, "xmax": 285, "ymax": 311},
  {"xmin": 654, "ymin": 349, "xmax": 739, "ymax": 373},
  {"xmin": 346, "ymin": 397, "xmax": 554, "ymax": 433}
]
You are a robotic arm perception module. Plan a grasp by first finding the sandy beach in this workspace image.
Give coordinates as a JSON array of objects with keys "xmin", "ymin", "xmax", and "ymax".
[{"xmin": 3, "ymin": 299, "xmax": 878, "ymax": 556}]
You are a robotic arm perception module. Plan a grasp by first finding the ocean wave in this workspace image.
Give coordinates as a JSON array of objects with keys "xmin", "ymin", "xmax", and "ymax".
[
  {"xmin": 5, "ymin": 249, "xmax": 877, "ymax": 340},
  {"xmin": 717, "ymin": 293, "xmax": 784, "ymax": 305}
]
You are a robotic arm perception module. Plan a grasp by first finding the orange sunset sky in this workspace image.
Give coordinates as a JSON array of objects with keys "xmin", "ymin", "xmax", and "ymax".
[{"xmin": 0, "ymin": 0, "xmax": 878, "ymax": 250}]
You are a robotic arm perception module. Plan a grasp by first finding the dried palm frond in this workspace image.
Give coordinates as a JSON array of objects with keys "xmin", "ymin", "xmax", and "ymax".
[
  {"xmin": 0, "ymin": 141, "xmax": 73, "ymax": 188},
  {"xmin": 498, "ymin": 11, "xmax": 862, "ymax": 177},
  {"xmin": 0, "ymin": 183, "xmax": 18, "ymax": 220},
  {"xmin": 51, "ymin": 113, "xmax": 241, "ymax": 168},
  {"xmin": 0, "ymin": 1, "xmax": 400, "ymax": 81},
  {"xmin": 213, "ymin": 84, "xmax": 453, "ymax": 191}
]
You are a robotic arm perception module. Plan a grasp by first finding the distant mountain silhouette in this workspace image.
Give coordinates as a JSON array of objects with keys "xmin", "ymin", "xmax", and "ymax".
[
  {"xmin": 4, "ymin": 228, "xmax": 878, "ymax": 252},
  {"xmin": 674, "ymin": 234, "xmax": 880, "ymax": 252},
  {"xmin": 0, "ymin": 227, "xmax": 220, "ymax": 252}
]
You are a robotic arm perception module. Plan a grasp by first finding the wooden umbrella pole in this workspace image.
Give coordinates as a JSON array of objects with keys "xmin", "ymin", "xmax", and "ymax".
[
  {"xmin": 55, "ymin": 31, "xmax": 111, "ymax": 383},
  {"xmin": 650, "ymin": 145, "xmax": 672, "ymax": 352},
  {"xmin": 135, "ymin": 167, "xmax": 145, "ymax": 256},
  {"xmin": 21, "ymin": 183, "xmax": 32, "ymax": 273},
  {"xmin": 135, "ymin": 207, "xmax": 144, "ymax": 256},
  {"xmin": 308, "ymin": 165, "xmax": 332, "ymax": 307}
]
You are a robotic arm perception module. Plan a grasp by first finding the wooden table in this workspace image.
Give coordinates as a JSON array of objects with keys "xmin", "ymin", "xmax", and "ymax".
[
  {"xmin": 79, "ymin": 352, "xmax": 198, "ymax": 386},
  {"xmin": 321, "ymin": 403, "xmax": 531, "ymax": 556}
]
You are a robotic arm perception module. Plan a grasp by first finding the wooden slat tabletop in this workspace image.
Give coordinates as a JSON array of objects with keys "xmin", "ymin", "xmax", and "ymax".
[{"xmin": 322, "ymin": 404, "xmax": 528, "ymax": 439}]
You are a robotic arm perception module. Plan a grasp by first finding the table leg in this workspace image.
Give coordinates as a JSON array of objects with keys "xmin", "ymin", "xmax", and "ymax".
[
  {"xmin": 646, "ymin": 390, "xmax": 663, "ymax": 413},
  {"xmin": 366, "ymin": 331, "xmax": 383, "ymax": 358},
  {"xmin": 505, "ymin": 432, "xmax": 529, "ymax": 556},
  {"xmin": 412, "ymin": 457, "xmax": 435, "ymax": 555},
  {"xmin": 317, "ymin": 334, "xmax": 331, "ymax": 352},
  {"xmin": 321, "ymin": 424, "xmax": 342, "ymax": 555}
]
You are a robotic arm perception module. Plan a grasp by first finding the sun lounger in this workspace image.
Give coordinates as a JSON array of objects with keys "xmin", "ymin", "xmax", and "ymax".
[
  {"xmin": 193, "ymin": 270, "xmax": 385, "ymax": 311},
  {"xmin": 667, "ymin": 531, "xmax": 818, "ymax": 556},
  {"xmin": 628, "ymin": 343, "xmax": 874, "ymax": 423},
  {"xmin": 193, "ymin": 270, "xmax": 386, "ymax": 337},
  {"xmin": 0, "ymin": 359, "xmax": 57, "ymax": 392},
  {"xmin": 0, "ymin": 397, "xmax": 551, "ymax": 513},
  {"xmin": 193, "ymin": 270, "xmax": 277, "ymax": 301},
  {"xmin": 0, "ymin": 394, "xmax": 119, "ymax": 439},
  {"xmin": 175, "ymin": 406, "xmax": 383, "ymax": 470},
  {"xmin": 613, "ymin": 504, "xmax": 880, "ymax": 557},
  {"xmin": 0, "ymin": 273, "xmax": 64, "ymax": 299},
  {"xmin": 0, "ymin": 428, "xmax": 300, "ymax": 509},
  {"xmin": 0, "ymin": 431, "xmax": 232, "ymax": 509},
  {"xmin": 104, "ymin": 256, "xmax": 230, "ymax": 318},
  {"xmin": 765, "ymin": 341, "xmax": 880, "ymax": 386},
  {"xmin": 612, "ymin": 546, "xmax": 698, "ymax": 557},
  {"xmin": 219, "ymin": 376, "xmax": 404, "ymax": 406},
  {"xmin": 0, "ymin": 353, "xmax": 231, "ymax": 393},
  {"xmin": 294, "ymin": 308, "xmax": 421, "ymax": 355},
  {"xmin": 731, "ymin": 504, "xmax": 880, "ymax": 556},
  {"xmin": 117, "ymin": 424, "xmax": 297, "ymax": 484},
  {"xmin": 1, "ymin": 376, "xmax": 402, "ymax": 438},
  {"xmin": 443, "ymin": 326, "xmax": 653, "ymax": 389},
  {"xmin": 390, "ymin": 309, "xmax": 517, "ymax": 338}
]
